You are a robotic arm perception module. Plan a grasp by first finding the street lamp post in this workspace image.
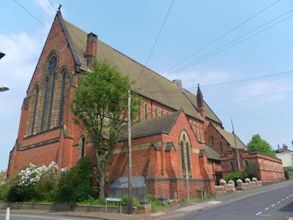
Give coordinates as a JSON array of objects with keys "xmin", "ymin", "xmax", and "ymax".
[
  {"xmin": 127, "ymin": 89, "xmax": 133, "ymax": 214},
  {"xmin": 0, "ymin": 52, "xmax": 9, "ymax": 92},
  {"xmin": 0, "ymin": 52, "xmax": 5, "ymax": 59}
]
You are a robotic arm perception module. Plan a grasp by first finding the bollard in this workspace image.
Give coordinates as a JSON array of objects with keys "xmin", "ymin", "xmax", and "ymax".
[{"xmin": 5, "ymin": 207, "xmax": 10, "ymax": 220}]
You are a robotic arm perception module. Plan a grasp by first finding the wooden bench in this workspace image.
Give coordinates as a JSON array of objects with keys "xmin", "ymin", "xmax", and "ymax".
[{"xmin": 105, "ymin": 197, "xmax": 122, "ymax": 213}]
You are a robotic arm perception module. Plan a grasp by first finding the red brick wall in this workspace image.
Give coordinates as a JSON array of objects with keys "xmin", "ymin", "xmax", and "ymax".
[
  {"xmin": 108, "ymin": 111, "xmax": 215, "ymax": 200},
  {"xmin": 221, "ymin": 151, "xmax": 285, "ymax": 183},
  {"xmin": 205, "ymin": 124, "xmax": 230, "ymax": 156}
]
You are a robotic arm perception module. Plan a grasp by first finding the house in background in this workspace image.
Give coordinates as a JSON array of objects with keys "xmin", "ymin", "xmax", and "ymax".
[
  {"xmin": 276, "ymin": 144, "xmax": 293, "ymax": 168},
  {"xmin": 7, "ymin": 10, "xmax": 284, "ymax": 200}
]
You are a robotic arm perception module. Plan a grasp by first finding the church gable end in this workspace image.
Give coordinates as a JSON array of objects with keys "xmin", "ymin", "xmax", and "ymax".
[{"xmin": 19, "ymin": 13, "xmax": 76, "ymax": 143}]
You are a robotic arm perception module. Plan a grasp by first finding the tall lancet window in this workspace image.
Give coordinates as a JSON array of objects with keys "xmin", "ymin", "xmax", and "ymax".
[
  {"xmin": 179, "ymin": 130, "xmax": 192, "ymax": 178},
  {"xmin": 27, "ymin": 84, "xmax": 39, "ymax": 135},
  {"xmin": 58, "ymin": 69, "xmax": 67, "ymax": 125},
  {"xmin": 41, "ymin": 54, "xmax": 57, "ymax": 131}
]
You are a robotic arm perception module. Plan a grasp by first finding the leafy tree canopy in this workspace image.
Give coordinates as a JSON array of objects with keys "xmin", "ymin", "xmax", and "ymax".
[
  {"xmin": 247, "ymin": 134, "xmax": 275, "ymax": 157},
  {"xmin": 71, "ymin": 62, "xmax": 140, "ymax": 199}
]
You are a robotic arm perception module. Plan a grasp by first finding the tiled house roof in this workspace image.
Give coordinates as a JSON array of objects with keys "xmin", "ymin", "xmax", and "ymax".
[
  {"xmin": 120, "ymin": 111, "xmax": 180, "ymax": 140},
  {"xmin": 213, "ymin": 124, "xmax": 247, "ymax": 150},
  {"xmin": 201, "ymin": 145, "xmax": 221, "ymax": 160}
]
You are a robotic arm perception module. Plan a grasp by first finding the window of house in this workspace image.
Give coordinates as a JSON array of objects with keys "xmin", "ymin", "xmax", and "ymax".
[
  {"xmin": 245, "ymin": 160, "xmax": 249, "ymax": 168},
  {"xmin": 137, "ymin": 105, "xmax": 141, "ymax": 121},
  {"xmin": 209, "ymin": 135, "xmax": 214, "ymax": 146},
  {"xmin": 144, "ymin": 104, "xmax": 148, "ymax": 119}
]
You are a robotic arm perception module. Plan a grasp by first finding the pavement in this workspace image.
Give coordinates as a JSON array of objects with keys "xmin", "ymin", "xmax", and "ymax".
[{"xmin": 0, "ymin": 180, "xmax": 292, "ymax": 220}]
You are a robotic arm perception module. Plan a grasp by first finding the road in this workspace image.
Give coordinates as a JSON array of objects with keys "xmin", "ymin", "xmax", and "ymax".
[
  {"xmin": 169, "ymin": 182, "xmax": 293, "ymax": 220},
  {"xmin": 0, "ymin": 213, "xmax": 101, "ymax": 220}
]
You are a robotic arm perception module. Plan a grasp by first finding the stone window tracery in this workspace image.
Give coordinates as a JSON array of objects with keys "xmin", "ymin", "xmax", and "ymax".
[
  {"xmin": 41, "ymin": 54, "xmax": 57, "ymax": 131},
  {"xmin": 26, "ymin": 84, "xmax": 39, "ymax": 136},
  {"xmin": 180, "ymin": 130, "xmax": 192, "ymax": 178}
]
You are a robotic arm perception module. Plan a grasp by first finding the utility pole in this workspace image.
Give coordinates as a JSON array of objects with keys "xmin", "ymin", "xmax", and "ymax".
[
  {"xmin": 127, "ymin": 89, "xmax": 133, "ymax": 214},
  {"xmin": 185, "ymin": 169, "xmax": 190, "ymax": 203},
  {"xmin": 0, "ymin": 53, "xmax": 9, "ymax": 92},
  {"xmin": 231, "ymin": 119, "xmax": 241, "ymax": 171}
]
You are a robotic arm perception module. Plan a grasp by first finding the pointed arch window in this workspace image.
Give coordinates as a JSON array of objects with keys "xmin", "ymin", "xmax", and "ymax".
[
  {"xmin": 179, "ymin": 131, "xmax": 192, "ymax": 178},
  {"xmin": 80, "ymin": 136, "xmax": 86, "ymax": 158},
  {"xmin": 27, "ymin": 84, "xmax": 39, "ymax": 135},
  {"xmin": 58, "ymin": 69, "xmax": 67, "ymax": 125},
  {"xmin": 41, "ymin": 54, "xmax": 57, "ymax": 131}
]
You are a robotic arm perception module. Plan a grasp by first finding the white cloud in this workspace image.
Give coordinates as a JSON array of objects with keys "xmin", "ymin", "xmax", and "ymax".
[
  {"xmin": 0, "ymin": 33, "xmax": 42, "ymax": 83},
  {"xmin": 234, "ymin": 78, "xmax": 292, "ymax": 103}
]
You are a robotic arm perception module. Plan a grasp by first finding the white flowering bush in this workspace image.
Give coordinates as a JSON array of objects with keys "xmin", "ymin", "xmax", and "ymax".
[
  {"xmin": 18, "ymin": 162, "xmax": 58, "ymax": 187},
  {"xmin": 4, "ymin": 162, "xmax": 59, "ymax": 202}
]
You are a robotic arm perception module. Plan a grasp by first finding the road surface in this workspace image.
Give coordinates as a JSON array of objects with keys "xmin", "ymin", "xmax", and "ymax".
[{"xmin": 169, "ymin": 182, "xmax": 293, "ymax": 220}]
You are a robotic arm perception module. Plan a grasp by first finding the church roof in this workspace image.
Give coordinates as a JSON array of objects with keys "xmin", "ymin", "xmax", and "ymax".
[
  {"xmin": 201, "ymin": 144, "xmax": 221, "ymax": 160},
  {"xmin": 120, "ymin": 111, "xmax": 180, "ymax": 140},
  {"xmin": 60, "ymin": 16, "xmax": 222, "ymax": 124},
  {"xmin": 213, "ymin": 124, "xmax": 247, "ymax": 150},
  {"xmin": 182, "ymin": 89, "xmax": 221, "ymax": 123}
]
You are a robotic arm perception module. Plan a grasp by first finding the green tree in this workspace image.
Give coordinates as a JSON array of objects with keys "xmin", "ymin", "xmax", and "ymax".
[
  {"xmin": 0, "ymin": 171, "xmax": 6, "ymax": 183},
  {"xmin": 71, "ymin": 62, "xmax": 139, "ymax": 199},
  {"xmin": 247, "ymin": 134, "xmax": 275, "ymax": 157}
]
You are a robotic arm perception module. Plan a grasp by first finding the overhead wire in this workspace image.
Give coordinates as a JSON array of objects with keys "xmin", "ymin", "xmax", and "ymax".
[
  {"xmin": 13, "ymin": 0, "xmax": 46, "ymax": 27},
  {"xmin": 133, "ymin": 0, "xmax": 175, "ymax": 88},
  {"xmin": 164, "ymin": 0, "xmax": 281, "ymax": 72},
  {"xmin": 144, "ymin": 0, "xmax": 175, "ymax": 67},
  {"xmin": 143, "ymin": 69, "xmax": 293, "ymax": 94},
  {"xmin": 172, "ymin": 9, "xmax": 293, "ymax": 73},
  {"xmin": 47, "ymin": 0, "xmax": 56, "ymax": 13}
]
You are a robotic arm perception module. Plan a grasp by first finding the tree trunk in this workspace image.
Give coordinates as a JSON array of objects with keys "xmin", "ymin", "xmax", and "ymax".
[{"xmin": 99, "ymin": 173, "xmax": 105, "ymax": 199}]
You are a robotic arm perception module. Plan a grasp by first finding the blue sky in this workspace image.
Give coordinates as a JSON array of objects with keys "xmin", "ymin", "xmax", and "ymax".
[{"xmin": 0, "ymin": 0, "xmax": 293, "ymax": 170}]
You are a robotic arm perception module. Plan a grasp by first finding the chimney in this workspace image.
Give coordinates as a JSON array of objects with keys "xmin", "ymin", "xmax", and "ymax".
[
  {"xmin": 172, "ymin": 79, "xmax": 182, "ymax": 89},
  {"xmin": 85, "ymin": 32, "xmax": 97, "ymax": 68}
]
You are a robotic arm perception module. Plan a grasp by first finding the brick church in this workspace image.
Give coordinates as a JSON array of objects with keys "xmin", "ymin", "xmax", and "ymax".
[{"xmin": 7, "ymin": 11, "xmax": 284, "ymax": 200}]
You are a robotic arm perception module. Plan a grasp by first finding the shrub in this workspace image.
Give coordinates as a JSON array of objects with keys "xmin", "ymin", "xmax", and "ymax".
[
  {"xmin": 284, "ymin": 167, "xmax": 293, "ymax": 179},
  {"xmin": 224, "ymin": 172, "xmax": 247, "ymax": 182},
  {"xmin": 245, "ymin": 164, "xmax": 258, "ymax": 179},
  {"xmin": 54, "ymin": 157, "xmax": 95, "ymax": 203},
  {"xmin": 0, "ymin": 182, "xmax": 10, "ymax": 201},
  {"xmin": 121, "ymin": 195, "xmax": 140, "ymax": 209},
  {"xmin": 145, "ymin": 194, "xmax": 166, "ymax": 212},
  {"xmin": 5, "ymin": 162, "xmax": 58, "ymax": 202}
]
